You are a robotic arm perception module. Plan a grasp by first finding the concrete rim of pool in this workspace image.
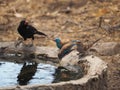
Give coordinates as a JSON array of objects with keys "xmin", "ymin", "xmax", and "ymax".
[
  {"xmin": 0, "ymin": 56, "xmax": 107, "ymax": 90},
  {"xmin": 0, "ymin": 42, "xmax": 107, "ymax": 90}
]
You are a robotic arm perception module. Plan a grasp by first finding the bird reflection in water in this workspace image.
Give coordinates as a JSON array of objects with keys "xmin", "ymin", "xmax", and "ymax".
[
  {"xmin": 17, "ymin": 62, "xmax": 38, "ymax": 85},
  {"xmin": 53, "ymin": 66, "xmax": 84, "ymax": 83}
]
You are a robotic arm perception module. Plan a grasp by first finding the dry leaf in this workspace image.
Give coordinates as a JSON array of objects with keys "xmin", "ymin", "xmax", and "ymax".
[{"xmin": 92, "ymin": 8, "xmax": 109, "ymax": 17}]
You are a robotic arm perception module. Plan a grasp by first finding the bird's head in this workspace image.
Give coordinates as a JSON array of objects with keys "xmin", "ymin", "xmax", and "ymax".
[
  {"xmin": 54, "ymin": 38, "xmax": 62, "ymax": 49},
  {"xmin": 20, "ymin": 19, "xmax": 28, "ymax": 26},
  {"xmin": 54, "ymin": 38, "xmax": 61, "ymax": 43}
]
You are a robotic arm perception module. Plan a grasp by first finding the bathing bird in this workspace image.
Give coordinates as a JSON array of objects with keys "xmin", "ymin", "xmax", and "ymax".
[
  {"xmin": 54, "ymin": 38, "xmax": 77, "ymax": 59},
  {"xmin": 54, "ymin": 38, "xmax": 101, "ymax": 59},
  {"xmin": 58, "ymin": 42, "xmax": 76, "ymax": 59}
]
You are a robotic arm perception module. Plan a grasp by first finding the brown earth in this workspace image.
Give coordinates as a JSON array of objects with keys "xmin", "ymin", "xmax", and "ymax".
[{"xmin": 0, "ymin": 0, "xmax": 120, "ymax": 90}]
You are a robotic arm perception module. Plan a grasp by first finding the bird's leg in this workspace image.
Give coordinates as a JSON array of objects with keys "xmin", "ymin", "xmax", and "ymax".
[
  {"xmin": 32, "ymin": 39, "xmax": 34, "ymax": 46},
  {"xmin": 29, "ymin": 39, "xmax": 34, "ymax": 47},
  {"xmin": 22, "ymin": 38, "xmax": 28, "ymax": 46}
]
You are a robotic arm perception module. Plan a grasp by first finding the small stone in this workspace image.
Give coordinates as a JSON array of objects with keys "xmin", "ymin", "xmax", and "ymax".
[
  {"xmin": 104, "ymin": 19, "xmax": 110, "ymax": 23},
  {"xmin": 90, "ymin": 42, "xmax": 120, "ymax": 56},
  {"xmin": 14, "ymin": 13, "xmax": 23, "ymax": 18}
]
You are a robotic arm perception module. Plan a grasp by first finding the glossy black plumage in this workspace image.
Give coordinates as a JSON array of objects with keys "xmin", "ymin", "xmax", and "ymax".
[{"xmin": 17, "ymin": 20, "xmax": 47, "ymax": 41}]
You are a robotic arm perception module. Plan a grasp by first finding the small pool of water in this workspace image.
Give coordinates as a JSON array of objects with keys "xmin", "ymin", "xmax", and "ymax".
[{"xmin": 0, "ymin": 61, "xmax": 56, "ymax": 87}]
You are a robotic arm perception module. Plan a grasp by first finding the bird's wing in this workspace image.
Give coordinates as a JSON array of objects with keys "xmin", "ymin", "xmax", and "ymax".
[
  {"xmin": 59, "ymin": 43, "xmax": 74, "ymax": 55},
  {"xmin": 26, "ymin": 25, "xmax": 37, "ymax": 34},
  {"xmin": 26, "ymin": 25, "xmax": 47, "ymax": 36},
  {"xmin": 61, "ymin": 39, "xmax": 70, "ymax": 46}
]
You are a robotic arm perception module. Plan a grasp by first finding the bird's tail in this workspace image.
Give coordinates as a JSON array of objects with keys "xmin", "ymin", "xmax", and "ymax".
[
  {"xmin": 36, "ymin": 31, "xmax": 47, "ymax": 36},
  {"xmin": 85, "ymin": 38, "xmax": 101, "ymax": 50}
]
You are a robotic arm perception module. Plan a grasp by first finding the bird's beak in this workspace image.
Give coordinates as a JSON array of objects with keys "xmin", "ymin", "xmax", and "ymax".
[{"xmin": 25, "ymin": 21, "xmax": 28, "ymax": 25}]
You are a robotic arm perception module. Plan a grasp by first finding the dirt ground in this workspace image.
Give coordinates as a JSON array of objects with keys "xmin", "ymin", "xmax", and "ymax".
[{"xmin": 0, "ymin": 0, "xmax": 120, "ymax": 90}]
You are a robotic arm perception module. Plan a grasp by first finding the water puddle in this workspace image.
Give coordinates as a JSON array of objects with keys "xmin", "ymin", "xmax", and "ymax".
[
  {"xmin": 0, "ymin": 60, "xmax": 84, "ymax": 87},
  {"xmin": 0, "ymin": 61, "xmax": 56, "ymax": 87}
]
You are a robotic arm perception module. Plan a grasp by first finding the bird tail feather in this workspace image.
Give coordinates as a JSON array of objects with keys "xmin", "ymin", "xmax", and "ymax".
[
  {"xmin": 85, "ymin": 38, "xmax": 101, "ymax": 50},
  {"xmin": 36, "ymin": 31, "xmax": 47, "ymax": 36}
]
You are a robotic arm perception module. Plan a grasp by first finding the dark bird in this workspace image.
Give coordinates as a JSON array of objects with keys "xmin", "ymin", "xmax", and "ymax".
[
  {"xmin": 17, "ymin": 19, "xmax": 47, "ymax": 45},
  {"xmin": 17, "ymin": 62, "xmax": 37, "ymax": 85}
]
